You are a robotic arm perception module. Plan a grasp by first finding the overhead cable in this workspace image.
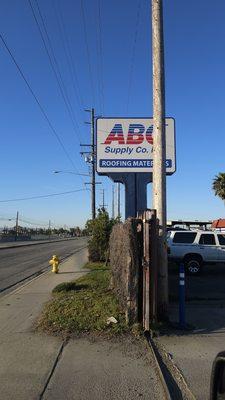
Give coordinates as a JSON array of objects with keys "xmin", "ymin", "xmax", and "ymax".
[
  {"xmin": 126, "ymin": 0, "xmax": 142, "ymax": 113},
  {"xmin": 0, "ymin": 189, "xmax": 87, "ymax": 203},
  {"xmin": 0, "ymin": 32, "xmax": 80, "ymax": 174},
  {"xmin": 28, "ymin": 0, "xmax": 82, "ymax": 143},
  {"xmin": 96, "ymin": 0, "xmax": 104, "ymax": 114},
  {"xmin": 54, "ymin": 0, "xmax": 84, "ymax": 111},
  {"xmin": 80, "ymin": 0, "xmax": 96, "ymax": 106}
]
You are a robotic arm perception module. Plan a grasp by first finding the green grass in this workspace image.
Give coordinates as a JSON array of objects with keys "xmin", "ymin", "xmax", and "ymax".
[
  {"xmin": 37, "ymin": 262, "xmax": 128, "ymax": 337},
  {"xmin": 83, "ymin": 261, "xmax": 109, "ymax": 271}
]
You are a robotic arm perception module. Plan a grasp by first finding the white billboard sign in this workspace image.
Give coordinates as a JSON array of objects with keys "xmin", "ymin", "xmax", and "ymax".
[{"xmin": 96, "ymin": 118, "xmax": 176, "ymax": 174}]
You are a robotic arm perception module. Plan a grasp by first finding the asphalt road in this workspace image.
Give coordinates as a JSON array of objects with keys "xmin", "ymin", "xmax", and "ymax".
[
  {"xmin": 0, "ymin": 237, "xmax": 87, "ymax": 293},
  {"xmin": 169, "ymin": 262, "xmax": 225, "ymax": 302}
]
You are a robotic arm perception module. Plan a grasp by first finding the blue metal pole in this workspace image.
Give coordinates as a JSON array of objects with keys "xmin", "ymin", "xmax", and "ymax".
[{"xmin": 179, "ymin": 263, "xmax": 185, "ymax": 328}]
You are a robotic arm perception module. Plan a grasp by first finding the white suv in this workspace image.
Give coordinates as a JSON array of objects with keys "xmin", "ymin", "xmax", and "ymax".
[{"xmin": 167, "ymin": 230, "xmax": 225, "ymax": 275}]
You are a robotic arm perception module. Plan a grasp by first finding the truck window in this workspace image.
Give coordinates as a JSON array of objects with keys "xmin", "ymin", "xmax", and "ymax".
[
  {"xmin": 218, "ymin": 234, "xmax": 225, "ymax": 245},
  {"xmin": 173, "ymin": 232, "xmax": 197, "ymax": 243},
  {"xmin": 199, "ymin": 234, "xmax": 216, "ymax": 245}
]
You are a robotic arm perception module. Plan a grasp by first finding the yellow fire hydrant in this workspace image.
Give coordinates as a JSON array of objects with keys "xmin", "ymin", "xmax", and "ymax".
[{"xmin": 49, "ymin": 255, "xmax": 60, "ymax": 273}]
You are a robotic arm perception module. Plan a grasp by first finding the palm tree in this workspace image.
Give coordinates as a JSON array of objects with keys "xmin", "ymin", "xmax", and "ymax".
[{"xmin": 212, "ymin": 173, "xmax": 225, "ymax": 204}]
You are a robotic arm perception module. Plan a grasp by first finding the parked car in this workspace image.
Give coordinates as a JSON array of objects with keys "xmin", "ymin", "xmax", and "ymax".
[
  {"xmin": 167, "ymin": 230, "xmax": 225, "ymax": 275},
  {"xmin": 210, "ymin": 351, "xmax": 225, "ymax": 399}
]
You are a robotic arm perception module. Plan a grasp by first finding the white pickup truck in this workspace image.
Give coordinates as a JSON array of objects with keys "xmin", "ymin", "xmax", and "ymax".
[{"xmin": 167, "ymin": 230, "xmax": 225, "ymax": 275}]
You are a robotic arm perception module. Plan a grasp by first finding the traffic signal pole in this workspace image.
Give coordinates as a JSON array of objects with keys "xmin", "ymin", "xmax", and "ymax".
[{"xmin": 152, "ymin": 0, "xmax": 168, "ymax": 318}]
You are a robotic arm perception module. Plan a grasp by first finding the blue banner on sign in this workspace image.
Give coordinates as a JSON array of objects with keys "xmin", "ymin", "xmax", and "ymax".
[{"xmin": 99, "ymin": 159, "xmax": 172, "ymax": 168}]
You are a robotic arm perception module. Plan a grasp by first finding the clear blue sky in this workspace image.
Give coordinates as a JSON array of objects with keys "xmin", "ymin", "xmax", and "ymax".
[{"xmin": 0, "ymin": 0, "xmax": 224, "ymax": 228}]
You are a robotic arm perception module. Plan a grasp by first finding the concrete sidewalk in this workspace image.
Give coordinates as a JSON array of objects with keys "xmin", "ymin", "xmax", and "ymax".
[
  {"xmin": 156, "ymin": 303, "xmax": 225, "ymax": 400},
  {"xmin": 0, "ymin": 248, "xmax": 165, "ymax": 400},
  {"xmin": 0, "ymin": 248, "xmax": 88, "ymax": 400},
  {"xmin": 42, "ymin": 338, "xmax": 165, "ymax": 400}
]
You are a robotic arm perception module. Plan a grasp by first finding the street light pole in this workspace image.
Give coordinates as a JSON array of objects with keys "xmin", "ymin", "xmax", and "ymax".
[
  {"xmin": 152, "ymin": 0, "xmax": 168, "ymax": 318},
  {"xmin": 53, "ymin": 171, "xmax": 89, "ymax": 177}
]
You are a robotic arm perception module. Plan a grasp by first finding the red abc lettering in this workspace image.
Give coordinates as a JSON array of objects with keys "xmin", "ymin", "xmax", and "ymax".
[
  {"xmin": 126, "ymin": 124, "xmax": 145, "ymax": 145},
  {"xmin": 104, "ymin": 124, "xmax": 125, "ymax": 145}
]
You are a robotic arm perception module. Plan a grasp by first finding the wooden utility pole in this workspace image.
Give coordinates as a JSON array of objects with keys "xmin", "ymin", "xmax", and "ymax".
[
  {"xmin": 99, "ymin": 189, "xmax": 107, "ymax": 211},
  {"xmin": 83, "ymin": 108, "xmax": 99, "ymax": 220},
  {"xmin": 102, "ymin": 189, "xmax": 105, "ymax": 210},
  {"xmin": 152, "ymin": 0, "xmax": 168, "ymax": 317},
  {"xmin": 91, "ymin": 108, "xmax": 96, "ymax": 219},
  {"xmin": 48, "ymin": 220, "xmax": 51, "ymax": 240},
  {"xmin": 15, "ymin": 211, "xmax": 19, "ymax": 241}
]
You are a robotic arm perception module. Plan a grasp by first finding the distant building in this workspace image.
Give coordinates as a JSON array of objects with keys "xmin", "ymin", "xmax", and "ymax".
[{"xmin": 212, "ymin": 219, "xmax": 225, "ymax": 231}]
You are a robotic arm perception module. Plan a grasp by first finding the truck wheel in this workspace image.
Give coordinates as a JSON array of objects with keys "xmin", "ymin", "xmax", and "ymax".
[{"xmin": 184, "ymin": 256, "xmax": 202, "ymax": 275}]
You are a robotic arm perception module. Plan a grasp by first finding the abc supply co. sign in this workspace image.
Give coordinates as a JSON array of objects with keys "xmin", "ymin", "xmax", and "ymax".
[{"xmin": 96, "ymin": 118, "xmax": 176, "ymax": 174}]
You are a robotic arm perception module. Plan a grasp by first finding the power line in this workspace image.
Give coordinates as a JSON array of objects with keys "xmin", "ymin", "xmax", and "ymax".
[
  {"xmin": 0, "ymin": 189, "xmax": 87, "ymax": 203},
  {"xmin": 80, "ymin": 0, "xmax": 96, "ymax": 106},
  {"xmin": 34, "ymin": 0, "xmax": 82, "ymax": 138},
  {"xmin": 126, "ymin": 0, "xmax": 142, "ymax": 113},
  {"xmin": 54, "ymin": 0, "xmax": 84, "ymax": 111},
  {"xmin": 0, "ymin": 213, "xmax": 65, "ymax": 229},
  {"xmin": 0, "ymin": 214, "xmax": 45, "ymax": 226},
  {"xmin": 0, "ymin": 32, "xmax": 80, "ymax": 173},
  {"xmin": 19, "ymin": 218, "xmax": 60, "ymax": 229},
  {"xmin": 96, "ymin": 0, "xmax": 105, "ymax": 114},
  {"xmin": 0, "ymin": 217, "xmax": 16, "ymax": 222},
  {"xmin": 95, "ymin": 1, "xmax": 102, "ymax": 114},
  {"xmin": 19, "ymin": 213, "xmax": 53, "ymax": 227},
  {"xmin": 19, "ymin": 218, "xmax": 49, "ymax": 227},
  {"xmin": 0, "ymin": 215, "xmax": 46, "ymax": 227},
  {"xmin": 28, "ymin": 0, "xmax": 82, "ymax": 144}
]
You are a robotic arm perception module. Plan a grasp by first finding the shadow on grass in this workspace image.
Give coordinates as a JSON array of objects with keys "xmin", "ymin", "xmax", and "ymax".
[
  {"xmin": 58, "ymin": 271, "xmax": 87, "ymax": 274},
  {"xmin": 88, "ymin": 268, "xmax": 109, "ymax": 272},
  {"xmin": 52, "ymin": 282, "xmax": 88, "ymax": 293}
]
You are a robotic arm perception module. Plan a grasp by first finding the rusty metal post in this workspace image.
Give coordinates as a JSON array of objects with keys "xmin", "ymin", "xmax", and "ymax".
[
  {"xmin": 149, "ymin": 210, "xmax": 158, "ymax": 323},
  {"xmin": 139, "ymin": 209, "xmax": 158, "ymax": 330},
  {"xmin": 143, "ymin": 211, "xmax": 150, "ymax": 330}
]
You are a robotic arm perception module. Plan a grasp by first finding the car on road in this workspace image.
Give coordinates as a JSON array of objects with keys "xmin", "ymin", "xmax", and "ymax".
[{"xmin": 167, "ymin": 230, "xmax": 225, "ymax": 275}]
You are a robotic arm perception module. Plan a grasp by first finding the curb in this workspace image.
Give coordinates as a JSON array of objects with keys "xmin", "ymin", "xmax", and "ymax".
[
  {"xmin": 145, "ymin": 333, "xmax": 172, "ymax": 400},
  {"xmin": 151, "ymin": 335, "xmax": 197, "ymax": 400},
  {"xmin": 0, "ymin": 237, "xmax": 81, "ymax": 250}
]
